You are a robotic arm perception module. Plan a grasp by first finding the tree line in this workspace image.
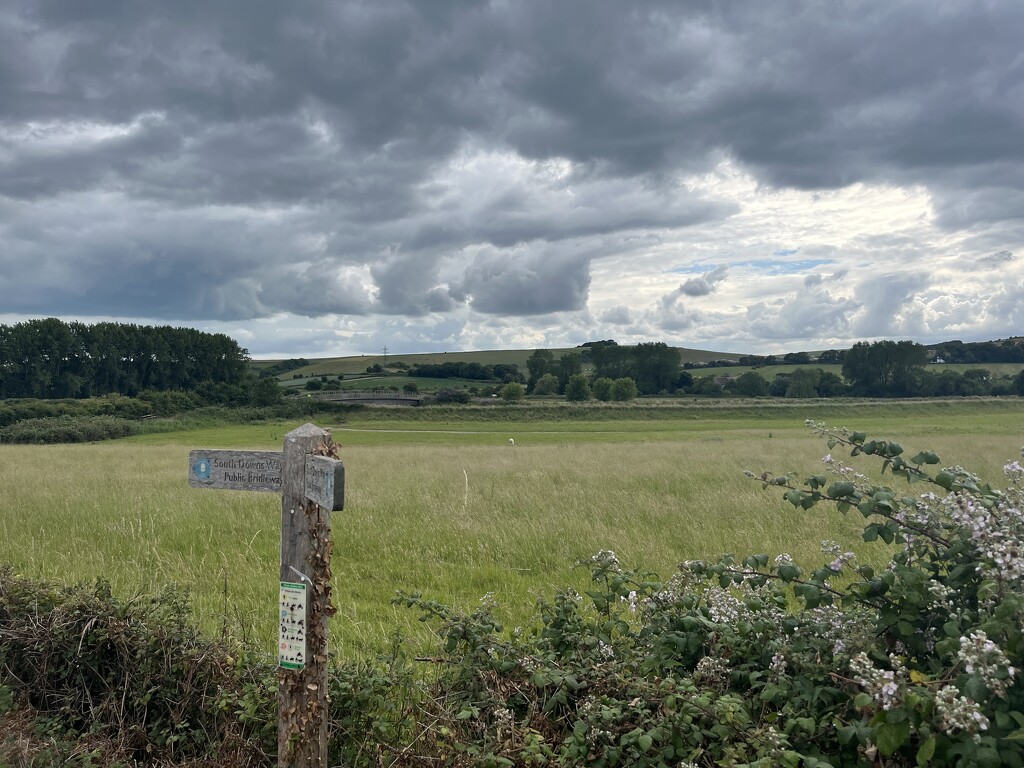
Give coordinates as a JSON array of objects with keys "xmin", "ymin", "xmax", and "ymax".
[
  {"xmin": 0, "ymin": 318, "xmax": 251, "ymax": 399},
  {"xmin": 409, "ymin": 361, "xmax": 523, "ymax": 382},
  {"xmin": 703, "ymin": 341, "xmax": 1024, "ymax": 398},
  {"xmin": 684, "ymin": 338, "xmax": 1024, "ymax": 370},
  {"xmin": 531, "ymin": 339, "xmax": 1024, "ymax": 400},
  {"xmin": 528, "ymin": 342, "xmax": 681, "ymax": 396}
]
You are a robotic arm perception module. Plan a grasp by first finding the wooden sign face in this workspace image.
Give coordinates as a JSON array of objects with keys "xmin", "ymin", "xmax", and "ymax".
[
  {"xmin": 188, "ymin": 450, "xmax": 283, "ymax": 492},
  {"xmin": 304, "ymin": 455, "xmax": 345, "ymax": 511}
]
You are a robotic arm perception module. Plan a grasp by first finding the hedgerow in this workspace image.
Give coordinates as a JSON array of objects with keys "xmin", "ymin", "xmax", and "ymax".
[
  {"xmin": 0, "ymin": 415, "xmax": 144, "ymax": 443},
  {"xmin": 2, "ymin": 423, "xmax": 1022, "ymax": 765}
]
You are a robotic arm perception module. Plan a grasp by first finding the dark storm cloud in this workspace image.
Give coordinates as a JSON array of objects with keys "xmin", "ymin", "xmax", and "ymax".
[
  {"xmin": 2, "ymin": 0, "xmax": 1023, "ymax": 324},
  {"xmin": 457, "ymin": 247, "xmax": 591, "ymax": 315}
]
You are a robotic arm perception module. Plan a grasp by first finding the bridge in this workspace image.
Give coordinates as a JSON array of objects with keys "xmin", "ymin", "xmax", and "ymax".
[{"xmin": 306, "ymin": 389, "xmax": 423, "ymax": 405}]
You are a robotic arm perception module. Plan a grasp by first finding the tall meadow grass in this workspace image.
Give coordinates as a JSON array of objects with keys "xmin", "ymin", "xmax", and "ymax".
[{"xmin": 2, "ymin": 404, "xmax": 1022, "ymax": 658}]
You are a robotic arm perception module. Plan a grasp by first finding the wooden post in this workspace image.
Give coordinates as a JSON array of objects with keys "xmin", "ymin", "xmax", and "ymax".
[
  {"xmin": 278, "ymin": 423, "xmax": 332, "ymax": 767},
  {"xmin": 187, "ymin": 422, "xmax": 344, "ymax": 768}
]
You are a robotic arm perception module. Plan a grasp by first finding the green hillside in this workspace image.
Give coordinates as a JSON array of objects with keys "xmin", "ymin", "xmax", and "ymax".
[{"xmin": 257, "ymin": 345, "xmax": 742, "ymax": 381}]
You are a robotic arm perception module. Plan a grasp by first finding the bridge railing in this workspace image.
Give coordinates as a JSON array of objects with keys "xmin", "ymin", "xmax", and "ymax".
[{"xmin": 310, "ymin": 389, "xmax": 422, "ymax": 401}]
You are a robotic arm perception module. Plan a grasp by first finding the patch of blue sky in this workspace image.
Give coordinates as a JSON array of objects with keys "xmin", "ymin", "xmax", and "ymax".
[
  {"xmin": 774, "ymin": 248, "xmax": 799, "ymax": 256},
  {"xmin": 667, "ymin": 262, "xmax": 717, "ymax": 274},
  {"xmin": 735, "ymin": 258, "xmax": 834, "ymax": 274},
  {"xmin": 667, "ymin": 257, "xmax": 833, "ymax": 275}
]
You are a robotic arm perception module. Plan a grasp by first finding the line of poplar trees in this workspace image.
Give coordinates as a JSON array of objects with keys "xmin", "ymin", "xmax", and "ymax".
[{"xmin": 0, "ymin": 318, "xmax": 250, "ymax": 399}]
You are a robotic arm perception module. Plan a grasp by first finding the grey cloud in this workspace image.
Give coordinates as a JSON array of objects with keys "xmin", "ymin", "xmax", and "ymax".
[
  {"xmin": 977, "ymin": 250, "xmax": 1014, "ymax": 268},
  {"xmin": 458, "ymin": 247, "xmax": 591, "ymax": 315},
  {"xmin": 682, "ymin": 265, "xmax": 728, "ymax": 297},
  {"xmin": 598, "ymin": 306, "xmax": 633, "ymax": 325},
  {"xmin": 746, "ymin": 286, "xmax": 859, "ymax": 341},
  {"xmin": 804, "ymin": 274, "xmax": 824, "ymax": 287},
  {"xmin": 930, "ymin": 185, "xmax": 1024, "ymax": 232},
  {"xmin": 369, "ymin": 251, "xmax": 460, "ymax": 316},
  {"xmin": 8, "ymin": 1, "xmax": 1024, "ymax": 204},
  {"xmin": 661, "ymin": 265, "xmax": 728, "ymax": 308},
  {"xmin": 850, "ymin": 273, "xmax": 926, "ymax": 338},
  {"xmin": 658, "ymin": 309, "xmax": 698, "ymax": 333},
  {"xmin": 261, "ymin": 262, "xmax": 374, "ymax": 317},
  {"xmin": 0, "ymin": 195, "xmax": 325, "ymax": 320}
]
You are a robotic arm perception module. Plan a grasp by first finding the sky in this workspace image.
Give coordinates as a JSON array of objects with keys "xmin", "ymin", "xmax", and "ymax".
[{"xmin": 2, "ymin": 1, "xmax": 1023, "ymax": 359}]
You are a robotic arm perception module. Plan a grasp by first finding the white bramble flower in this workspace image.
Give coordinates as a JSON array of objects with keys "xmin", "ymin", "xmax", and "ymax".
[
  {"xmin": 822, "ymin": 540, "xmax": 855, "ymax": 572},
  {"xmin": 936, "ymin": 685, "xmax": 989, "ymax": 742},
  {"xmin": 647, "ymin": 572, "xmax": 689, "ymax": 608},
  {"xmin": 850, "ymin": 652, "xmax": 905, "ymax": 710},
  {"xmin": 590, "ymin": 550, "xmax": 621, "ymax": 573},
  {"xmin": 493, "ymin": 707, "xmax": 514, "ymax": 739},
  {"xmin": 770, "ymin": 653, "xmax": 788, "ymax": 675},
  {"xmin": 957, "ymin": 631, "xmax": 1016, "ymax": 698},
  {"xmin": 694, "ymin": 655, "xmax": 730, "ymax": 688}
]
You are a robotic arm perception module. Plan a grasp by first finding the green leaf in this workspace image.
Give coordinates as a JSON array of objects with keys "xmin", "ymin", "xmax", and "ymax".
[
  {"xmin": 916, "ymin": 735, "xmax": 936, "ymax": 765},
  {"xmin": 828, "ymin": 481, "xmax": 857, "ymax": 498},
  {"xmin": 637, "ymin": 733, "xmax": 653, "ymax": 751},
  {"xmin": 875, "ymin": 720, "xmax": 910, "ymax": 757},
  {"xmin": 911, "ymin": 451, "xmax": 941, "ymax": 465},
  {"xmin": 934, "ymin": 471, "xmax": 955, "ymax": 490},
  {"xmin": 966, "ymin": 676, "xmax": 987, "ymax": 701},
  {"xmin": 777, "ymin": 564, "xmax": 802, "ymax": 582}
]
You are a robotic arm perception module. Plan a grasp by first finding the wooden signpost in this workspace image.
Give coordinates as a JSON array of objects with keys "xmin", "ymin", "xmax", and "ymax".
[{"xmin": 188, "ymin": 423, "xmax": 344, "ymax": 768}]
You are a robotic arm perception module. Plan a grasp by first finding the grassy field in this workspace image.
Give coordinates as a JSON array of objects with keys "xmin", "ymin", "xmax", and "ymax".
[{"xmin": 2, "ymin": 400, "xmax": 1023, "ymax": 660}]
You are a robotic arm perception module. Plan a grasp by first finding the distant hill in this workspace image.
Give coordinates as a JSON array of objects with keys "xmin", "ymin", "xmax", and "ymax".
[{"xmin": 252, "ymin": 345, "xmax": 744, "ymax": 382}]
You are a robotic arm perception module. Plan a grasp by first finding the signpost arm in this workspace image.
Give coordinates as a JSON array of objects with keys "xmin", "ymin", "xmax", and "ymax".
[{"xmin": 278, "ymin": 423, "xmax": 332, "ymax": 768}]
